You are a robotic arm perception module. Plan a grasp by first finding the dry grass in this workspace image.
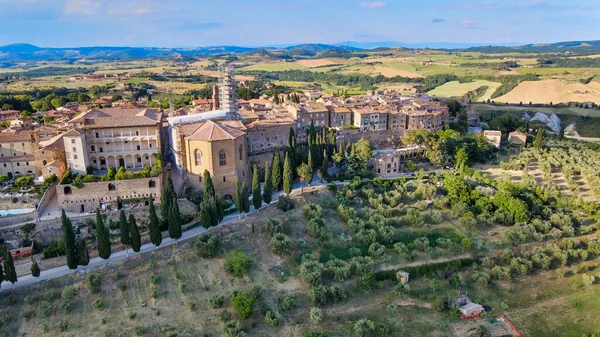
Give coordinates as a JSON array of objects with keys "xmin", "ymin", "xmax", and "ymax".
[
  {"xmin": 496, "ymin": 79, "xmax": 600, "ymax": 104},
  {"xmin": 372, "ymin": 66, "xmax": 423, "ymax": 78}
]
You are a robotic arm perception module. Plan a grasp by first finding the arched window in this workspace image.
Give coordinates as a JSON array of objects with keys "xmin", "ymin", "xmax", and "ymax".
[
  {"xmin": 42, "ymin": 160, "xmax": 47, "ymax": 166},
  {"xmin": 108, "ymin": 183, "xmax": 116, "ymax": 191},
  {"xmin": 219, "ymin": 150, "xmax": 226, "ymax": 166},
  {"xmin": 149, "ymin": 180, "xmax": 156, "ymax": 188},
  {"xmin": 238, "ymin": 145, "xmax": 243, "ymax": 161},
  {"xmin": 194, "ymin": 149, "xmax": 202, "ymax": 166},
  {"xmin": 64, "ymin": 186, "xmax": 72, "ymax": 195}
]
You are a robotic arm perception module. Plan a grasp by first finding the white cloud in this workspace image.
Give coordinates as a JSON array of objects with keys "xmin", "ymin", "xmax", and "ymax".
[
  {"xmin": 358, "ymin": 1, "xmax": 388, "ymax": 8},
  {"xmin": 64, "ymin": 0, "xmax": 100, "ymax": 15}
]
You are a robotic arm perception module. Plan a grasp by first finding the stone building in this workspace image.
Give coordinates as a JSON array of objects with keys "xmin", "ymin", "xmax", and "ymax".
[
  {"xmin": 286, "ymin": 102, "xmax": 329, "ymax": 131},
  {"xmin": 35, "ymin": 133, "xmax": 67, "ymax": 178},
  {"xmin": 57, "ymin": 176, "xmax": 161, "ymax": 213},
  {"xmin": 483, "ymin": 130, "xmax": 502, "ymax": 148},
  {"xmin": 175, "ymin": 120, "xmax": 250, "ymax": 197},
  {"xmin": 401, "ymin": 101, "xmax": 450, "ymax": 131},
  {"xmin": 65, "ymin": 108, "xmax": 163, "ymax": 175},
  {"xmin": 328, "ymin": 106, "xmax": 353, "ymax": 128},
  {"xmin": 246, "ymin": 119, "xmax": 296, "ymax": 155},
  {"xmin": 353, "ymin": 107, "xmax": 388, "ymax": 132},
  {"xmin": 0, "ymin": 130, "xmax": 39, "ymax": 178}
]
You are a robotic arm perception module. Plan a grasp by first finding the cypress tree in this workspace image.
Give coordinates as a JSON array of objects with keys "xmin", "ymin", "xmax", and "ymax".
[
  {"xmin": 308, "ymin": 150, "xmax": 314, "ymax": 170},
  {"xmin": 31, "ymin": 255, "xmax": 40, "ymax": 277},
  {"xmin": 558, "ymin": 126, "xmax": 565, "ymax": 140},
  {"xmin": 168, "ymin": 199, "xmax": 183, "ymax": 240},
  {"xmin": 263, "ymin": 162, "xmax": 273, "ymax": 204},
  {"xmin": 95, "ymin": 209, "xmax": 111, "ymax": 260},
  {"xmin": 60, "ymin": 209, "xmax": 78, "ymax": 270},
  {"xmin": 283, "ymin": 151, "xmax": 294, "ymax": 194},
  {"xmin": 235, "ymin": 181, "xmax": 243, "ymax": 215},
  {"xmin": 77, "ymin": 240, "xmax": 90, "ymax": 266},
  {"xmin": 199, "ymin": 203, "xmax": 211, "ymax": 228},
  {"xmin": 215, "ymin": 192, "xmax": 224, "ymax": 222},
  {"xmin": 271, "ymin": 147, "xmax": 282, "ymax": 190},
  {"xmin": 148, "ymin": 198, "xmax": 162, "ymax": 247},
  {"xmin": 3, "ymin": 250, "xmax": 17, "ymax": 284},
  {"xmin": 129, "ymin": 214, "xmax": 141, "ymax": 253},
  {"xmin": 119, "ymin": 209, "xmax": 130, "ymax": 248},
  {"xmin": 160, "ymin": 177, "xmax": 173, "ymax": 228},
  {"xmin": 252, "ymin": 165, "xmax": 262, "ymax": 210},
  {"xmin": 0, "ymin": 263, "xmax": 3, "ymax": 285},
  {"xmin": 242, "ymin": 182, "xmax": 250, "ymax": 213},
  {"xmin": 533, "ymin": 128, "xmax": 544, "ymax": 149},
  {"xmin": 320, "ymin": 153, "xmax": 329, "ymax": 181},
  {"xmin": 203, "ymin": 170, "xmax": 215, "ymax": 199}
]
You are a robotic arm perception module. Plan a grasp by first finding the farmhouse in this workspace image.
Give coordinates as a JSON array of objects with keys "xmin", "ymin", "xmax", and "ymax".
[{"xmin": 483, "ymin": 130, "xmax": 502, "ymax": 148}]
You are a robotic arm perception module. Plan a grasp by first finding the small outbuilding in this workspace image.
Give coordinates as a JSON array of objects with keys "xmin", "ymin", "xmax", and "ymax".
[
  {"xmin": 459, "ymin": 302, "xmax": 484, "ymax": 319},
  {"xmin": 396, "ymin": 271, "xmax": 410, "ymax": 284}
]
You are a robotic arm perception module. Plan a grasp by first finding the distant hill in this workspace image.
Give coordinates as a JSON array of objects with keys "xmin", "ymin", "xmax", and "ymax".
[
  {"xmin": 464, "ymin": 40, "xmax": 600, "ymax": 54},
  {"xmin": 3, "ymin": 40, "xmax": 600, "ymax": 63},
  {"xmin": 336, "ymin": 41, "xmax": 496, "ymax": 49}
]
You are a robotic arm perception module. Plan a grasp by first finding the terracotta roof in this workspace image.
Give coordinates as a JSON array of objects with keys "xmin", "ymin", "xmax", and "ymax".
[
  {"xmin": 483, "ymin": 130, "xmax": 502, "ymax": 136},
  {"xmin": 0, "ymin": 131, "xmax": 33, "ymax": 142},
  {"xmin": 0, "ymin": 155, "xmax": 35, "ymax": 163},
  {"xmin": 193, "ymin": 99, "xmax": 213, "ymax": 105},
  {"xmin": 186, "ymin": 120, "xmax": 246, "ymax": 141},
  {"xmin": 69, "ymin": 108, "xmax": 161, "ymax": 128},
  {"xmin": 333, "ymin": 107, "xmax": 351, "ymax": 113},
  {"xmin": 62, "ymin": 128, "xmax": 84, "ymax": 137},
  {"xmin": 0, "ymin": 110, "xmax": 19, "ymax": 116}
]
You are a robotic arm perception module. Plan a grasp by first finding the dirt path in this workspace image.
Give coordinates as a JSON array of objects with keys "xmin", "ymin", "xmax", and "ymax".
[{"xmin": 375, "ymin": 253, "xmax": 473, "ymax": 273}]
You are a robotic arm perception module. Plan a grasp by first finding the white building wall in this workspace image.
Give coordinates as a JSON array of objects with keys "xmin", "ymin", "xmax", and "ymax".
[{"xmin": 64, "ymin": 134, "xmax": 89, "ymax": 175}]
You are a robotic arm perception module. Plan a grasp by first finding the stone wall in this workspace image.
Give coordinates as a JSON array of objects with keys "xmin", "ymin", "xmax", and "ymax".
[
  {"xmin": 0, "ymin": 210, "xmax": 37, "ymax": 228},
  {"xmin": 37, "ymin": 182, "xmax": 57, "ymax": 217},
  {"xmin": 56, "ymin": 176, "xmax": 162, "ymax": 213}
]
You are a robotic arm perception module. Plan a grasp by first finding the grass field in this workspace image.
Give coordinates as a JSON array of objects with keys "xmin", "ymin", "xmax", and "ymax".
[
  {"xmin": 428, "ymin": 80, "xmax": 501, "ymax": 100},
  {"xmin": 239, "ymin": 62, "xmax": 307, "ymax": 71},
  {"xmin": 495, "ymin": 79, "xmax": 600, "ymax": 104}
]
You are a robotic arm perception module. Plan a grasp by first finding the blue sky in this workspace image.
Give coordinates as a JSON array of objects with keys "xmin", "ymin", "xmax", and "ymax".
[{"xmin": 0, "ymin": 0, "xmax": 598, "ymax": 47}]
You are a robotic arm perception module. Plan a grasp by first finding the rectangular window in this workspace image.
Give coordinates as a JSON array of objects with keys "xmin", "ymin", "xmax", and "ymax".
[
  {"xmin": 74, "ymin": 155, "xmax": 78, "ymax": 160},
  {"xmin": 91, "ymin": 145, "xmax": 95, "ymax": 152},
  {"xmin": 72, "ymin": 147, "xmax": 76, "ymax": 152},
  {"xmin": 71, "ymin": 139, "xmax": 75, "ymax": 144},
  {"xmin": 137, "ymin": 157, "xmax": 142, "ymax": 163},
  {"xmin": 26, "ymin": 162, "xmax": 29, "ymax": 165},
  {"xmin": 222, "ymin": 176, "xmax": 226, "ymax": 182},
  {"xmin": 136, "ymin": 145, "xmax": 141, "ymax": 151}
]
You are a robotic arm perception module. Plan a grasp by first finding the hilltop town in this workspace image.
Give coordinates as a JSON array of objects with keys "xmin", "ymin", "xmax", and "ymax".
[{"xmin": 0, "ymin": 56, "xmax": 599, "ymax": 337}]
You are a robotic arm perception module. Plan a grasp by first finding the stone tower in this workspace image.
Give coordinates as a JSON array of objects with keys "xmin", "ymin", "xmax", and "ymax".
[{"xmin": 218, "ymin": 64, "xmax": 238, "ymax": 119}]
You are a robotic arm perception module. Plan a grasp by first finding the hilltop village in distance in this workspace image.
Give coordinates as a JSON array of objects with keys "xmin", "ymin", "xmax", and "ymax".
[{"xmin": 0, "ymin": 41, "xmax": 599, "ymax": 337}]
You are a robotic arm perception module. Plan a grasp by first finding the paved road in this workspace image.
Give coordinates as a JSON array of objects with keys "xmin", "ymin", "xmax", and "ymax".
[
  {"xmin": 0, "ymin": 170, "xmax": 421, "ymax": 291},
  {"xmin": 0, "ymin": 179, "xmax": 312, "ymax": 291}
]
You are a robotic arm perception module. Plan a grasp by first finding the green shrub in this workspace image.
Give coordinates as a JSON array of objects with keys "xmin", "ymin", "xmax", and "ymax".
[
  {"xmin": 92, "ymin": 297, "xmax": 104, "ymax": 310},
  {"xmin": 148, "ymin": 274, "xmax": 160, "ymax": 285},
  {"xmin": 303, "ymin": 203, "xmax": 323, "ymax": 220},
  {"xmin": 195, "ymin": 233, "xmax": 220, "ymax": 257},
  {"xmin": 128, "ymin": 312, "xmax": 137, "ymax": 320},
  {"xmin": 270, "ymin": 233, "xmax": 291, "ymax": 255},
  {"xmin": 210, "ymin": 293, "xmax": 225, "ymax": 309},
  {"xmin": 279, "ymin": 296, "xmax": 296, "ymax": 311},
  {"xmin": 277, "ymin": 195, "xmax": 294, "ymax": 211},
  {"xmin": 309, "ymin": 307, "xmax": 323, "ymax": 324},
  {"xmin": 224, "ymin": 250, "xmax": 252, "ymax": 277},
  {"xmin": 265, "ymin": 218, "xmax": 285, "ymax": 235},
  {"xmin": 37, "ymin": 301, "xmax": 53, "ymax": 317},
  {"xmin": 86, "ymin": 272, "xmax": 102, "ymax": 294},
  {"xmin": 230, "ymin": 291, "xmax": 256, "ymax": 319},
  {"xmin": 265, "ymin": 310, "xmax": 282, "ymax": 327},
  {"xmin": 58, "ymin": 319, "xmax": 68, "ymax": 332}
]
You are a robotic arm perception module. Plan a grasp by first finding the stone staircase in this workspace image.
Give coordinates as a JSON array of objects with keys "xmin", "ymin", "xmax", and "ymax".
[{"xmin": 170, "ymin": 171, "xmax": 188, "ymax": 198}]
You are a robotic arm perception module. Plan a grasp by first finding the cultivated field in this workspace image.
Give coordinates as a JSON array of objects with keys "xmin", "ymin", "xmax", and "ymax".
[
  {"xmin": 495, "ymin": 79, "xmax": 600, "ymax": 104},
  {"xmin": 427, "ymin": 80, "xmax": 501, "ymax": 101}
]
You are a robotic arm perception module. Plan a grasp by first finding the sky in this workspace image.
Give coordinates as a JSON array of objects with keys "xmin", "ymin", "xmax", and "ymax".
[{"xmin": 0, "ymin": 0, "xmax": 598, "ymax": 48}]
